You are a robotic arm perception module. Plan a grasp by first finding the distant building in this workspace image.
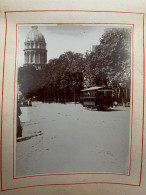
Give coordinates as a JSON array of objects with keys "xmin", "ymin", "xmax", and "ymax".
[
  {"xmin": 23, "ymin": 26, "xmax": 47, "ymax": 70},
  {"xmin": 92, "ymin": 45, "xmax": 97, "ymax": 52}
]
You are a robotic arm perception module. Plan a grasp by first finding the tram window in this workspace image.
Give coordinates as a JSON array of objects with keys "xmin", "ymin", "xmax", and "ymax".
[
  {"xmin": 104, "ymin": 91, "xmax": 107, "ymax": 96},
  {"xmin": 97, "ymin": 91, "xmax": 104, "ymax": 96}
]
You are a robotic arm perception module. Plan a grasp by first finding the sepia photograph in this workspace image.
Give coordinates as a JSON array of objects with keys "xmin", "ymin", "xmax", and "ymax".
[{"xmin": 16, "ymin": 25, "xmax": 131, "ymax": 177}]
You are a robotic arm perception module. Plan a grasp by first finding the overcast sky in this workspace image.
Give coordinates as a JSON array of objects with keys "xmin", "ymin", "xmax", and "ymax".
[{"xmin": 18, "ymin": 25, "xmax": 131, "ymax": 67}]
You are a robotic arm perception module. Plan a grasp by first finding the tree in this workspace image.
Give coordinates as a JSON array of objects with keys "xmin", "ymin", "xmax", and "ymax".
[
  {"xmin": 18, "ymin": 66, "xmax": 41, "ymax": 98},
  {"xmin": 99, "ymin": 28, "xmax": 131, "ymax": 87},
  {"xmin": 83, "ymin": 28, "xmax": 131, "ymax": 89}
]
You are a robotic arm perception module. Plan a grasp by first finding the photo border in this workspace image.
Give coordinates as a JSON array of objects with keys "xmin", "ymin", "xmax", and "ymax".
[{"xmin": 14, "ymin": 22, "xmax": 134, "ymax": 179}]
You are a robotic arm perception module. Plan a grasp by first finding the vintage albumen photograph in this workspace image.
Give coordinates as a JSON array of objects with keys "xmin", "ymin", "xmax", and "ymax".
[{"xmin": 16, "ymin": 25, "xmax": 131, "ymax": 177}]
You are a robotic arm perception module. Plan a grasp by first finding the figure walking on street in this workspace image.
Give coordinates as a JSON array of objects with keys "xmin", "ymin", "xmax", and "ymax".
[{"xmin": 17, "ymin": 105, "xmax": 22, "ymax": 138}]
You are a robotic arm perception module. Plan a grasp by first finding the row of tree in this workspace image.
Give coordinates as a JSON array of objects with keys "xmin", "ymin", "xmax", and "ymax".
[{"xmin": 18, "ymin": 28, "xmax": 131, "ymax": 103}]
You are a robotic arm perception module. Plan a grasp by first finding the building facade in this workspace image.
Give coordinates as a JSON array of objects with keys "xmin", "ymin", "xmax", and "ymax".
[{"xmin": 23, "ymin": 26, "xmax": 47, "ymax": 70}]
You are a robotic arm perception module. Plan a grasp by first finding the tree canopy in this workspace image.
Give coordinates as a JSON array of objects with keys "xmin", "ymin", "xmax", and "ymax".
[
  {"xmin": 83, "ymin": 28, "xmax": 131, "ymax": 87},
  {"xmin": 18, "ymin": 28, "xmax": 131, "ymax": 101}
]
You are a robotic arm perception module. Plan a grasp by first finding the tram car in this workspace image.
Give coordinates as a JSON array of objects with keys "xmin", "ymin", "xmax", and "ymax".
[{"xmin": 81, "ymin": 86, "xmax": 113, "ymax": 110}]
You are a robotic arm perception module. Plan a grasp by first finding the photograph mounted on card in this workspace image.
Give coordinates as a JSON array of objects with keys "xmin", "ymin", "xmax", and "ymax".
[{"xmin": 0, "ymin": 10, "xmax": 144, "ymax": 191}]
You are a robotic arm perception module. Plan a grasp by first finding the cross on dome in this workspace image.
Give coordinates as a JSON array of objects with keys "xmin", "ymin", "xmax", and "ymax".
[{"xmin": 32, "ymin": 26, "xmax": 38, "ymax": 30}]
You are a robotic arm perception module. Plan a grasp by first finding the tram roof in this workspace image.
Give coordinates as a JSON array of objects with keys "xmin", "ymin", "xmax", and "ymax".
[
  {"xmin": 81, "ymin": 86, "xmax": 103, "ymax": 92},
  {"xmin": 81, "ymin": 86, "xmax": 113, "ymax": 92}
]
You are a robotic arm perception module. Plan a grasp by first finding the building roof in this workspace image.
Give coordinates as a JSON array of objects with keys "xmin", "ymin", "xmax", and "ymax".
[{"xmin": 25, "ymin": 26, "xmax": 46, "ymax": 43}]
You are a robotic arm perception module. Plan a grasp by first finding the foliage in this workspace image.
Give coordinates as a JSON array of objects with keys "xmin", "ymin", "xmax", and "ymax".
[{"xmin": 18, "ymin": 28, "xmax": 131, "ymax": 101}]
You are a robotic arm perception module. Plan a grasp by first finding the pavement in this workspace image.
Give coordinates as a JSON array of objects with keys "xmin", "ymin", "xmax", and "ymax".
[{"xmin": 16, "ymin": 102, "xmax": 130, "ymax": 177}]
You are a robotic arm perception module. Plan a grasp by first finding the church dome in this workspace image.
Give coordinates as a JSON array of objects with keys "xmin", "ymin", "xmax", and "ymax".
[
  {"xmin": 25, "ymin": 26, "xmax": 46, "ymax": 43},
  {"xmin": 24, "ymin": 26, "xmax": 47, "ymax": 70}
]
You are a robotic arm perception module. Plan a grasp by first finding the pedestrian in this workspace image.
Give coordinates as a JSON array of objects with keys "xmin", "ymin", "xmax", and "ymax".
[
  {"xmin": 114, "ymin": 101, "xmax": 118, "ymax": 107},
  {"xmin": 28, "ymin": 98, "xmax": 32, "ymax": 106},
  {"xmin": 17, "ymin": 105, "xmax": 22, "ymax": 138}
]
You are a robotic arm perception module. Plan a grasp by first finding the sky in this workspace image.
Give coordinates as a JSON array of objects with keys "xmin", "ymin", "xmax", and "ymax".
[{"xmin": 18, "ymin": 25, "xmax": 131, "ymax": 67}]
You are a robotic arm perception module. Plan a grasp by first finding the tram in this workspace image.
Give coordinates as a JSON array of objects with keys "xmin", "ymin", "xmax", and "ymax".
[{"xmin": 81, "ymin": 86, "xmax": 113, "ymax": 110}]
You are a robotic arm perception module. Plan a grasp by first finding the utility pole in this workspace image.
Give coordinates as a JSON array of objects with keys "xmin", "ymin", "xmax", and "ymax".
[
  {"xmin": 65, "ymin": 87, "xmax": 66, "ymax": 103},
  {"xmin": 74, "ymin": 87, "xmax": 76, "ymax": 104},
  {"xmin": 101, "ymin": 49, "xmax": 104, "ymax": 87}
]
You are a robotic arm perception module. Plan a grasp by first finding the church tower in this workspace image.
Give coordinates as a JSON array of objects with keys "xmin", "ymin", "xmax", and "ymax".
[{"xmin": 23, "ymin": 26, "xmax": 47, "ymax": 70}]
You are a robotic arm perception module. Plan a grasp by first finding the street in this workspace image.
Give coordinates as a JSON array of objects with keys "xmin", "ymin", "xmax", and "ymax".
[{"xmin": 16, "ymin": 102, "xmax": 130, "ymax": 177}]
